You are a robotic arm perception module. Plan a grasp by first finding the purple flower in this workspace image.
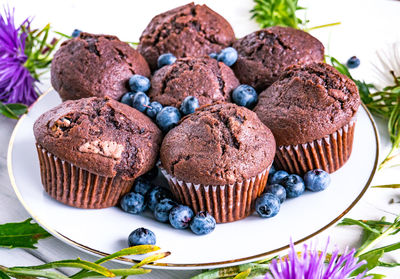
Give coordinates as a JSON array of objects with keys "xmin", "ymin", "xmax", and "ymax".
[
  {"xmin": 0, "ymin": 7, "xmax": 38, "ymax": 106},
  {"xmin": 266, "ymin": 240, "xmax": 371, "ymax": 279}
]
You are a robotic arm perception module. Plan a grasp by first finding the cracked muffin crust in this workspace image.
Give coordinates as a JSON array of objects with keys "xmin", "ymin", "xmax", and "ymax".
[
  {"xmin": 148, "ymin": 57, "xmax": 240, "ymax": 108},
  {"xmin": 160, "ymin": 102, "xmax": 276, "ymax": 185},
  {"xmin": 254, "ymin": 62, "xmax": 360, "ymax": 147},
  {"xmin": 34, "ymin": 97, "xmax": 162, "ymax": 180},
  {"xmin": 51, "ymin": 32, "xmax": 150, "ymax": 101},
  {"xmin": 232, "ymin": 26, "xmax": 324, "ymax": 92},
  {"xmin": 138, "ymin": 2, "xmax": 235, "ymax": 71}
]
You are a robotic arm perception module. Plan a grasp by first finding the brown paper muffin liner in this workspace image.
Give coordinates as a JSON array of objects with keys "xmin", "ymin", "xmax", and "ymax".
[
  {"xmin": 36, "ymin": 144, "xmax": 133, "ymax": 209},
  {"xmin": 274, "ymin": 118, "xmax": 357, "ymax": 175},
  {"xmin": 159, "ymin": 166, "xmax": 270, "ymax": 223}
]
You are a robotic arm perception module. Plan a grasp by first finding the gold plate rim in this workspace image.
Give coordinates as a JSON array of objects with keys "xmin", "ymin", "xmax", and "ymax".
[{"xmin": 7, "ymin": 89, "xmax": 380, "ymax": 269}]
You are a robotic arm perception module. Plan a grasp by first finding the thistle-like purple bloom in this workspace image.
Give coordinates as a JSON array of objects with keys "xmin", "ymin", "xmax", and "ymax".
[
  {"xmin": 0, "ymin": 8, "xmax": 38, "ymax": 106},
  {"xmin": 266, "ymin": 240, "xmax": 371, "ymax": 279}
]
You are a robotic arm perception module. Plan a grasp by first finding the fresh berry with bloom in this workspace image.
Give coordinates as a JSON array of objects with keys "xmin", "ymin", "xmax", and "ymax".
[
  {"xmin": 266, "ymin": 240, "xmax": 370, "ymax": 279},
  {"xmin": 232, "ymin": 84, "xmax": 258, "ymax": 109},
  {"xmin": 217, "ymin": 47, "xmax": 238, "ymax": 66},
  {"xmin": 120, "ymin": 92, "xmax": 135, "ymax": 106},
  {"xmin": 180, "ymin": 96, "xmax": 199, "ymax": 115},
  {"xmin": 132, "ymin": 92, "xmax": 150, "ymax": 112},
  {"xmin": 304, "ymin": 169, "xmax": 331, "ymax": 192},
  {"xmin": 347, "ymin": 56, "xmax": 360, "ymax": 69},
  {"xmin": 157, "ymin": 53, "xmax": 176, "ymax": 68},
  {"xmin": 0, "ymin": 8, "xmax": 59, "ymax": 118}
]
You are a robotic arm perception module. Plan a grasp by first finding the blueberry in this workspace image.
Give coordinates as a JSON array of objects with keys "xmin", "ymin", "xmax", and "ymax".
[
  {"xmin": 169, "ymin": 205, "xmax": 194, "ymax": 229},
  {"xmin": 156, "ymin": 106, "xmax": 181, "ymax": 133},
  {"xmin": 180, "ymin": 96, "xmax": 199, "ymax": 115},
  {"xmin": 269, "ymin": 170, "xmax": 289, "ymax": 185},
  {"xmin": 264, "ymin": 184, "xmax": 286, "ymax": 203},
  {"xmin": 157, "ymin": 53, "xmax": 177, "ymax": 68},
  {"xmin": 304, "ymin": 169, "xmax": 331, "ymax": 192},
  {"xmin": 141, "ymin": 167, "xmax": 159, "ymax": 181},
  {"xmin": 282, "ymin": 174, "xmax": 305, "ymax": 198},
  {"xmin": 190, "ymin": 211, "xmax": 216, "ymax": 235},
  {"xmin": 147, "ymin": 186, "xmax": 173, "ymax": 211},
  {"xmin": 146, "ymin": 101, "xmax": 163, "ymax": 119},
  {"xmin": 120, "ymin": 92, "xmax": 135, "ymax": 106},
  {"xmin": 132, "ymin": 92, "xmax": 150, "ymax": 112},
  {"xmin": 209, "ymin": 52, "xmax": 218, "ymax": 59},
  {"xmin": 71, "ymin": 29, "xmax": 81, "ymax": 38},
  {"xmin": 269, "ymin": 164, "xmax": 277, "ymax": 176},
  {"xmin": 232, "ymin": 84, "xmax": 258, "ymax": 109},
  {"xmin": 120, "ymin": 192, "xmax": 146, "ymax": 214},
  {"xmin": 154, "ymin": 198, "xmax": 177, "ymax": 223},
  {"xmin": 255, "ymin": 193, "xmax": 280, "ymax": 218},
  {"xmin": 132, "ymin": 177, "xmax": 154, "ymax": 197},
  {"xmin": 346, "ymin": 56, "xmax": 360, "ymax": 69},
  {"xmin": 217, "ymin": 47, "xmax": 238, "ymax": 66},
  {"xmin": 128, "ymin": 227, "xmax": 156, "ymax": 246},
  {"xmin": 129, "ymin": 74, "xmax": 151, "ymax": 92}
]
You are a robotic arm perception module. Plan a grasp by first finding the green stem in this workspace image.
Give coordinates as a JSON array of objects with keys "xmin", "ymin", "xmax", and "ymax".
[
  {"xmin": 378, "ymin": 135, "xmax": 400, "ymax": 170},
  {"xmin": 355, "ymin": 220, "xmax": 399, "ymax": 257},
  {"xmin": 305, "ymin": 21, "xmax": 341, "ymax": 31}
]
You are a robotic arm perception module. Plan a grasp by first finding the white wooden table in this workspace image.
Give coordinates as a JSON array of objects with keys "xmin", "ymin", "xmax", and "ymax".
[{"xmin": 1, "ymin": 0, "xmax": 400, "ymax": 277}]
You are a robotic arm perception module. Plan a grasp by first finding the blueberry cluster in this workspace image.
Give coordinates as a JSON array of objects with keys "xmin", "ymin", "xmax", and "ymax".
[
  {"xmin": 120, "ymin": 53, "xmax": 203, "ymax": 133},
  {"xmin": 209, "ymin": 47, "xmax": 238, "ymax": 67},
  {"xmin": 255, "ymin": 166, "xmax": 331, "ymax": 218},
  {"xmin": 121, "ymin": 170, "xmax": 217, "ymax": 245}
]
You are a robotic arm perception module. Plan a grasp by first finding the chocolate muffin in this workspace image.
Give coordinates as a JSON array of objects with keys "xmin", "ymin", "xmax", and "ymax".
[
  {"xmin": 232, "ymin": 26, "xmax": 324, "ymax": 92},
  {"xmin": 34, "ymin": 97, "xmax": 162, "ymax": 209},
  {"xmin": 51, "ymin": 32, "xmax": 150, "ymax": 101},
  {"xmin": 254, "ymin": 62, "xmax": 360, "ymax": 174},
  {"xmin": 160, "ymin": 103, "xmax": 276, "ymax": 223},
  {"xmin": 138, "ymin": 3, "xmax": 235, "ymax": 71},
  {"xmin": 148, "ymin": 57, "xmax": 239, "ymax": 108}
]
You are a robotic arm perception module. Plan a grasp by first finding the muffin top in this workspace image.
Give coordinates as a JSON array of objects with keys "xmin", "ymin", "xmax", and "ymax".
[
  {"xmin": 160, "ymin": 103, "xmax": 276, "ymax": 185},
  {"xmin": 149, "ymin": 57, "xmax": 239, "ymax": 108},
  {"xmin": 34, "ymin": 97, "xmax": 162, "ymax": 180},
  {"xmin": 232, "ymin": 26, "xmax": 324, "ymax": 92},
  {"xmin": 254, "ymin": 62, "xmax": 360, "ymax": 146},
  {"xmin": 51, "ymin": 32, "xmax": 150, "ymax": 101},
  {"xmin": 138, "ymin": 2, "xmax": 235, "ymax": 71}
]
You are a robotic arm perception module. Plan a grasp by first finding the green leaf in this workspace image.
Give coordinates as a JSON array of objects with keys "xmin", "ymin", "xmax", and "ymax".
[
  {"xmin": 5, "ymin": 103, "xmax": 28, "ymax": 116},
  {"xmin": 233, "ymin": 269, "xmax": 251, "ymax": 279},
  {"xmin": 378, "ymin": 261, "xmax": 400, "ymax": 267},
  {"xmin": 94, "ymin": 245, "xmax": 160, "ymax": 265},
  {"xmin": 372, "ymin": 184, "xmax": 400, "ymax": 188},
  {"xmin": 0, "ymin": 270, "xmax": 11, "ymax": 279},
  {"xmin": 337, "ymin": 218, "xmax": 381, "ymax": 234},
  {"xmin": 0, "ymin": 102, "xmax": 18, "ymax": 119},
  {"xmin": 250, "ymin": 0, "xmax": 304, "ymax": 29},
  {"xmin": 11, "ymin": 259, "xmax": 114, "ymax": 277},
  {"xmin": 0, "ymin": 218, "xmax": 51, "ymax": 249},
  {"xmin": 133, "ymin": 252, "xmax": 170, "ymax": 268},
  {"xmin": 73, "ymin": 268, "xmax": 150, "ymax": 279},
  {"xmin": 352, "ymin": 250, "xmax": 384, "ymax": 276},
  {"xmin": 4, "ymin": 268, "xmax": 70, "ymax": 279},
  {"xmin": 190, "ymin": 263, "xmax": 270, "ymax": 279},
  {"xmin": 366, "ymin": 274, "xmax": 387, "ymax": 279},
  {"xmin": 71, "ymin": 245, "xmax": 160, "ymax": 279}
]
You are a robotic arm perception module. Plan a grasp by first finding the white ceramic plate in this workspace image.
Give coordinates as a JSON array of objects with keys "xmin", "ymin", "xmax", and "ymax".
[{"xmin": 8, "ymin": 90, "xmax": 379, "ymax": 270}]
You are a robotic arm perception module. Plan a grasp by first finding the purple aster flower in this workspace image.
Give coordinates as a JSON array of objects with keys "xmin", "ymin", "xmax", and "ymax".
[
  {"xmin": 266, "ymin": 240, "xmax": 371, "ymax": 279},
  {"xmin": 0, "ymin": 7, "xmax": 38, "ymax": 106}
]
